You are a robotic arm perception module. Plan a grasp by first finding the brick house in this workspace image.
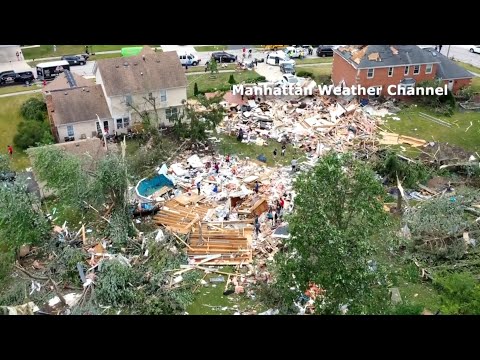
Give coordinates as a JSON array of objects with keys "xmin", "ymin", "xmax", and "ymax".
[
  {"xmin": 331, "ymin": 45, "xmax": 472, "ymax": 97},
  {"xmin": 94, "ymin": 46, "xmax": 187, "ymax": 133}
]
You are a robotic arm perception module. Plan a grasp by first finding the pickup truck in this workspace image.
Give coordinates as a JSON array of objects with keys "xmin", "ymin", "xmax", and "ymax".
[{"xmin": 284, "ymin": 47, "xmax": 305, "ymax": 59}]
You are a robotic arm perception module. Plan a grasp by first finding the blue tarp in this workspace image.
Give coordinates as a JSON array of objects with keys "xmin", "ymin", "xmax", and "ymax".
[{"xmin": 137, "ymin": 174, "xmax": 174, "ymax": 197}]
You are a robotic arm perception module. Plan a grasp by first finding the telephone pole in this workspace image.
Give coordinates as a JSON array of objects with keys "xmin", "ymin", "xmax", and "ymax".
[{"xmin": 446, "ymin": 45, "xmax": 451, "ymax": 58}]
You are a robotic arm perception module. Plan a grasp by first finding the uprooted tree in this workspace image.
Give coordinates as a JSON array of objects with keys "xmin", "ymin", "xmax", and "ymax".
[
  {"xmin": 29, "ymin": 145, "xmax": 132, "ymax": 246},
  {"xmin": 272, "ymin": 152, "xmax": 391, "ymax": 314}
]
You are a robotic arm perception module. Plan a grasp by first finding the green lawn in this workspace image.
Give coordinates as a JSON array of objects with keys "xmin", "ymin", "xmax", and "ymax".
[
  {"xmin": 384, "ymin": 104, "xmax": 480, "ymax": 153},
  {"xmin": 295, "ymin": 57, "xmax": 333, "ymax": 65},
  {"xmin": 471, "ymin": 77, "xmax": 480, "ymax": 92},
  {"xmin": 186, "ymin": 64, "xmax": 236, "ymax": 73},
  {"xmin": 0, "ymin": 83, "xmax": 42, "ymax": 96},
  {"xmin": 22, "ymin": 45, "xmax": 160, "ymax": 59},
  {"xmin": 217, "ymin": 133, "xmax": 306, "ymax": 167},
  {"xmin": 194, "ymin": 46, "xmax": 228, "ymax": 52},
  {"xmin": 186, "ymin": 71, "xmax": 262, "ymax": 98},
  {"xmin": 296, "ymin": 64, "xmax": 332, "ymax": 83},
  {"xmin": 454, "ymin": 60, "xmax": 480, "ymax": 75},
  {"xmin": 0, "ymin": 94, "xmax": 39, "ymax": 170}
]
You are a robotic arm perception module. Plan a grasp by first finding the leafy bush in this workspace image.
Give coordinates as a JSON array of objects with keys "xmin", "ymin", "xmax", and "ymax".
[
  {"xmin": 13, "ymin": 121, "xmax": 54, "ymax": 150},
  {"xmin": 95, "ymin": 259, "xmax": 140, "ymax": 307},
  {"xmin": 20, "ymin": 97, "xmax": 47, "ymax": 122},
  {"xmin": 296, "ymin": 70, "xmax": 313, "ymax": 78},
  {"xmin": 0, "ymin": 154, "xmax": 11, "ymax": 173},
  {"xmin": 434, "ymin": 272, "xmax": 480, "ymax": 314},
  {"xmin": 228, "ymin": 74, "xmax": 236, "ymax": 85},
  {"xmin": 388, "ymin": 302, "xmax": 424, "ymax": 315},
  {"xmin": 193, "ymin": 82, "xmax": 199, "ymax": 97}
]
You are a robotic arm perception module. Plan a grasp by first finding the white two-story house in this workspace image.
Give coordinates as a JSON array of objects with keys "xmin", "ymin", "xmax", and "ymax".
[{"xmin": 94, "ymin": 46, "xmax": 187, "ymax": 134}]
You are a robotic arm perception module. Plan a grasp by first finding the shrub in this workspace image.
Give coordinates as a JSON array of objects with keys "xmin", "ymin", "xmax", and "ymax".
[
  {"xmin": 434, "ymin": 272, "xmax": 480, "ymax": 314},
  {"xmin": 193, "ymin": 82, "xmax": 199, "ymax": 97},
  {"xmin": 228, "ymin": 74, "xmax": 236, "ymax": 85},
  {"xmin": 296, "ymin": 70, "xmax": 313, "ymax": 78},
  {"xmin": 20, "ymin": 97, "xmax": 47, "ymax": 122},
  {"xmin": 14, "ymin": 121, "xmax": 54, "ymax": 150}
]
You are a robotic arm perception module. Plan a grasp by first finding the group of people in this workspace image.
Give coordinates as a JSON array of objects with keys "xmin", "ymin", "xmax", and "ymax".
[
  {"xmin": 434, "ymin": 45, "xmax": 443, "ymax": 52},
  {"xmin": 255, "ymin": 194, "xmax": 289, "ymax": 237}
]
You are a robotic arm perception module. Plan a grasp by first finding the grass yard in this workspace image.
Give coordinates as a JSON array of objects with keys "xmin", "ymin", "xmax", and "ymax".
[
  {"xmin": 22, "ymin": 45, "xmax": 160, "ymax": 59},
  {"xmin": 0, "ymin": 94, "xmax": 39, "ymax": 170},
  {"xmin": 217, "ymin": 133, "xmax": 306, "ymax": 167},
  {"xmin": 194, "ymin": 45, "xmax": 228, "ymax": 52},
  {"xmin": 454, "ymin": 60, "xmax": 480, "ymax": 75},
  {"xmin": 186, "ymin": 71, "xmax": 262, "ymax": 97},
  {"xmin": 186, "ymin": 64, "xmax": 236, "ymax": 73},
  {"xmin": 296, "ymin": 64, "xmax": 332, "ymax": 84},
  {"xmin": 470, "ymin": 77, "xmax": 480, "ymax": 92},
  {"xmin": 295, "ymin": 57, "xmax": 333, "ymax": 65},
  {"xmin": 0, "ymin": 83, "xmax": 42, "ymax": 96},
  {"xmin": 384, "ymin": 104, "xmax": 480, "ymax": 154}
]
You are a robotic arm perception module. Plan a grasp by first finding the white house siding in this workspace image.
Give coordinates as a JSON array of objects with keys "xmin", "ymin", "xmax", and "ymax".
[
  {"xmin": 57, "ymin": 119, "xmax": 113, "ymax": 143},
  {"xmin": 100, "ymin": 85, "xmax": 187, "ymax": 132}
]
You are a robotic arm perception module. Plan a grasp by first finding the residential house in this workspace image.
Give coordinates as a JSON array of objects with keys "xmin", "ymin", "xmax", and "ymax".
[
  {"xmin": 94, "ymin": 46, "xmax": 187, "ymax": 134},
  {"xmin": 42, "ymin": 70, "xmax": 93, "ymax": 94},
  {"xmin": 331, "ymin": 45, "xmax": 472, "ymax": 97},
  {"xmin": 45, "ymin": 84, "xmax": 112, "ymax": 143}
]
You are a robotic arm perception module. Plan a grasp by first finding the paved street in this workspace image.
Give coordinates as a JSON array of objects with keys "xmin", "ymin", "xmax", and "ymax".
[{"xmin": 419, "ymin": 45, "xmax": 480, "ymax": 68}]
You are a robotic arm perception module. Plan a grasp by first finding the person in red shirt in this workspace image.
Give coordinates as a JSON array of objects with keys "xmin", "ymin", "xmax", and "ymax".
[
  {"xmin": 7, "ymin": 145, "xmax": 13, "ymax": 158},
  {"xmin": 279, "ymin": 197, "xmax": 285, "ymax": 209},
  {"xmin": 225, "ymin": 154, "xmax": 230, "ymax": 163},
  {"xmin": 214, "ymin": 162, "xmax": 219, "ymax": 174}
]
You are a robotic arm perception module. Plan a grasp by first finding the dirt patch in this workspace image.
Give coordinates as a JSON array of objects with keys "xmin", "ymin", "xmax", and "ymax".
[
  {"xmin": 427, "ymin": 176, "xmax": 450, "ymax": 191},
  {"xmin": 419, "ymin": 142, "xmax": 473, "ymax": 164}
]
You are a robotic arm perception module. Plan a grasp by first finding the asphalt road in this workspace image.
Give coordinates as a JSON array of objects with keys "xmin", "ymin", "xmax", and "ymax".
[{"xmin": 419, "ymin": 45, "xmax": 480, "ymax": 68}]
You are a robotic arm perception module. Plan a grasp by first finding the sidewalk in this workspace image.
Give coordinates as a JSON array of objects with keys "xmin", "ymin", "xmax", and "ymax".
[
  {"xmin": 24, "ymin": 47, "xmax": 163, "ymax": 62},
  {"xmin": 0, "ymin": 89, "xmax": 42, "ymax": 98}
]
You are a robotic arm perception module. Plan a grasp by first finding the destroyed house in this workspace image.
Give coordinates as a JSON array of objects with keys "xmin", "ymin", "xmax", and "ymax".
[
  {"xmin": 45, "ymin": 84, "xmax": 112, "ymax": 143},
  {"xmin": 95, "ymin": 46, "xmax": 188, "ymax": 132},
  {"xmin": 332, "ymin": 45, "xmax": 472, "ymax": 97}
]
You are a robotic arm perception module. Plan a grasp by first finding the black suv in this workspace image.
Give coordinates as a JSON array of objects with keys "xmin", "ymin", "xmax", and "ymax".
[
  {"xmin": 16, "ymin": 71, "xmax": 35, "ymax": 84},
  {"xmin": 280, "ymin": 63, "xmax": 295, "ymax": 75},
  {"xmin": 0, "ymin": 71, "xmax": 17, "ymax": 85},
  {"xmin": 61, "ymin": 55, "xmax": 87, "ymax": 66},
  {"xmin": 212, "ymin": 51, "xmax": 237, "ymax": 63},
  {"xmin": 316, "ymin": 45, "xmax": 334, "ymax": 57}
]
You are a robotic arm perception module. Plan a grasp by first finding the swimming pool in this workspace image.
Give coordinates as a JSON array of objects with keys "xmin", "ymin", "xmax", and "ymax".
[{"xmin": 135, "ymin": 174, "xmax": 174, "ymax": 199}]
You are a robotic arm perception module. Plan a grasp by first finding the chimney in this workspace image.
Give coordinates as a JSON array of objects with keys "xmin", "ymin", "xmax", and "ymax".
[
  {"xmin": 142, "ymin": 55, "xmax": 146, "ymax": 61},
  {"xmin": 64, "ymin": 92, "xmax": 68, "ymax": 95},
  {"xmin": 141, "ymin": 72, "xmax": 144, "ymax": 76},
  {"xmin": 115, "ymin": 65, "xmax": 119, "ymax": 68}
]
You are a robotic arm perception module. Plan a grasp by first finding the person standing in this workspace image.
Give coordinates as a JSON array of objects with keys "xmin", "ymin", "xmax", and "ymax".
[
  {"xmin": 291, "ymin": 159, "xmax": 297, "ymax": 172},
  {"xmin": 254, "ymin": 180, "xmax": 259, "ymax": 194},
  {"xmin": 197, "ymin": 181, "xmax": 201, "ymax": 195},
  {"xmin": 53, "ymin": 45, "xmax": 57, "ymax": 52},
  {"xmin": 254, "ymin": 216, "xmax": 261, "ymax": 237},
  {"xmin": 7, "ymin": 145, "xmax": 13, "ymax": 158},
  {"xmin": 248, "ymin": 49, "xmax": 252, "ymax": 58},
  {"xmin": 438, "ymin": 45, "xmax": 443, "ymax": 52},
  {"xmin": 85, "ymin": 45, "xmax": 89, "ymax": 54},
  {"xmin": 225, "ymin": 154, "xmax": 230, "ymax": 163},
  {"xmin": 273, "ymin": 148, "xmax": 277, "ymax": 158},
  {"xmin": 16, "ymin": 51, "xmax": 20, "ymax": 61},
  {"xmin": 281, "ymin": 144, "xmax": 286, "ymax": 156},
  {"xmin": 214, "ymin": 162, "xmax": 219, "ymax": 174}
]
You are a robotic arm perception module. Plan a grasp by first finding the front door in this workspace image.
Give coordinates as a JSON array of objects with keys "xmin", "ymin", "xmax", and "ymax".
[{"xmin": 103, "ymin": 120, "xmax": 109, "ymax": 135}]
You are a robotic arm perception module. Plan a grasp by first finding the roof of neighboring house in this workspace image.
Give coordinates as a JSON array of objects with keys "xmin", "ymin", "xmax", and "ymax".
[
  {"xmin": 422, "ymin": 48, "xmax": 473, "ymax": 80},
  {"xmin": 336, "ymin": 45, "xmax": 440, "ymax": 69},
  {"xmin": 50, "ymin": 84, "xmax": 111, "ymax": 126},
  {"xmin": 43, "ymin": 71, "xmax": 94, "ymax": 93},
  {"xmin": 96, "ymin": 46, "xmax": 187, "ymax": 97}
]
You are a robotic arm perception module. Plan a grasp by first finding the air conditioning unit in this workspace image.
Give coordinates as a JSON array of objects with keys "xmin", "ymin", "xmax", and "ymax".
[{"xmin": 80, "ymin": 134, "xmax": 87, "ymax": 140}]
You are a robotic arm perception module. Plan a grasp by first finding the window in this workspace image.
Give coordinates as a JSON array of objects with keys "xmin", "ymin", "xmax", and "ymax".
[
  {"xmin": 413, "ymin": 65, "xmax": 420, "ymax": 75},
  {"xmin": 116, "ymin": 117, "xmax": 130, "ymax": 129},
  {"xmin": 125, "ymin": 94, "xmax": 132, "ymax": 106},
  {"xmin": 425, "ymin": 63, "xmax": 433, "ymax": 74},
  {"xmin": 166, "ymin": 107, "xmax": 178, "ymax": 122},
  {"xmin": 367, "ymin": 68, "xmax": 374, "ymax": 79},
  {"xmin": 67, "ymin": 125, "xmax": 74, "ymax": 137},
  {"xmin": 160, "ymin": 90, "xmax": 167, "ymax": 102},
  {"xmin": 404, "ymin": 66, "xmax": 409, "ymax": 75},
  {"xmin": 388, "ymin": 67, "xmax": 394, "ymax": 77}
]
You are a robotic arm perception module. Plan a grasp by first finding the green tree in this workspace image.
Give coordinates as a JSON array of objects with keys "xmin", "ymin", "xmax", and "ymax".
[
  {"xmin": 20, "ymin": 97, "xmax": 47, "ymax": 122},
  {"xmin": 13, "ymin": 121, "xmax": 53, "ymax": 150},
  {"xmin": 209, "ymin": 58, "xmax": 218, "ymax": 74},
  {"xmin": 193, "ymin": 82, "xmax": 199, "ymax": 97},
  {"xmin": 273, "ymin": 152, "xmax": 390, "ymax": 314},
  {"xmin": 434, "ymin": 272, "xmax": 480, "ymax": 314},
  {"xmin": 0, "ymin": 155, "xmax": 11, "ymax": 173},
  {"xmin": 173, "ymin": 94, "xmax": 225, "ymax": 142},
  {"xmin": 228, "ymin": 74, "xmax": 236, "ymax": 85},
  {"xmin": 0, "ymin": 181, "xmax": 51, "ymax": 256}
]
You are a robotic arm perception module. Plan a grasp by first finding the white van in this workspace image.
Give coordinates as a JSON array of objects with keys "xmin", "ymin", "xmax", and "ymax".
[
  {"xmin": 266, "ymin": 51, "xmax": 295, "ymax": 66},
  {"xmin": 178, "ymin": 53, "xmax": 201, "ymax": 66}
]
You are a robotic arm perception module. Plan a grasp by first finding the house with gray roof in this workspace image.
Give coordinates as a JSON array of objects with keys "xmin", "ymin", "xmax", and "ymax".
[
  {"xmin": 332, "ymin": 45, "xmax": 472, "ymax": 97},
  {"xmin": 45, "ymin": 84, "xmax": 112, "ymax": 143},
  {"xmin": 94, "ymin": 46, "xmax": 187, "ymax": 132}
]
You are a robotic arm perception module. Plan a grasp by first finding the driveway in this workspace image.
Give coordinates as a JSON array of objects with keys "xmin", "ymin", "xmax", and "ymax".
[{"xmin": 69, "ymin": 61, "xmax": 96, "ymax": 77}]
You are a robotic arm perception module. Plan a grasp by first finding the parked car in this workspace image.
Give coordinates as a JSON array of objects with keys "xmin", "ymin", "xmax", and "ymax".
[
  {"xmin": 284, "ymin": 47, "xmax": 305, "ymax": 59},
  {"xmin": 469, "ymin": 46, "xmax": 480, "ymax": 54},
  {"xmin": 212, "ymin": 51, "xmax": 237, "ymax": 63},
  {"xmin": 0, "ymin": 71, "xmax": 17, "ymax": 85},
  {"xmin": 178, "ymin": 53, "xmax": 200, "ymax": 66},
  {"xmin": 15, "ymin": 71, "xmax": 35, "ymax": 84},
  {"xmin": 280, "ymin": 62, "xmax": 296, "ymax": 75},
  {"xmin": 61, "ymin": 55, "xmax": 87, "ymax": 66},
  {"xmin": 275, "ymin": 74, "xmax": 303, "ymax": 86},
  {"xmin": 316, "ymin": 45, "xmax": 334, "ymax": 57},
  {"xmin": 266, "ymin": 51, "xmax": 295, "ymax": 66}
]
